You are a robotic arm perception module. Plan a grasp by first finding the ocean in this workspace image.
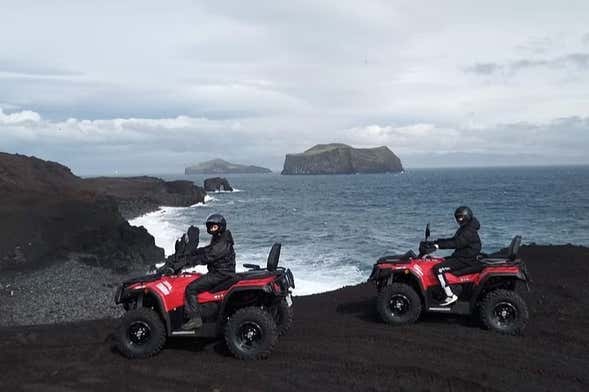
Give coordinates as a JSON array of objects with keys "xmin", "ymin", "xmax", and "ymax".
[{"xmin": 130, "ymin": 166, "xmax": 589, "ymax": 295}]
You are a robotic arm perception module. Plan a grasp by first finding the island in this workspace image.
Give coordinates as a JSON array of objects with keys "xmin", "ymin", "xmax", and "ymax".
[
  {"xmin": 281, "ymin": 144, "xmax": 403, "ymax": 175},
  {"xmin": 185, "ymin": 159, "xmax": 272, "ymax": 175}
]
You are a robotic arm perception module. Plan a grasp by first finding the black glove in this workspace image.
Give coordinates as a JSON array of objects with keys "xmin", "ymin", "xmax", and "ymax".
[
  {"xmin": 173, "ymin": 226, "xmax": 199, "ymax": 263},
  {"xmin": 419, "ymin": 241, "xmax": 437, "ymax": 255},
  {"xmin": 187, "ymin": 225, "xmax": 199, "ymax": 253}
]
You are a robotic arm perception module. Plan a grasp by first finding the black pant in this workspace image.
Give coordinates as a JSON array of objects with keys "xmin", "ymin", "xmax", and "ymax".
[
  {"xmin": 433, "ymin": 258, "xmax": 471, "ymax": 286},
  {"xmin": 184, "ymin": 273, "xmax": 231, "ymax": 318}
]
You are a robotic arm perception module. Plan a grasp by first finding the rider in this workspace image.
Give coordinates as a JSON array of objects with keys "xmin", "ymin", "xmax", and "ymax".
[
  {"xmin": 432, "ymin": 206, "xmax": 481, "ymax": 306},
  {"xmin": 180, "ymin": 213, "xmax": 236, "ymax": 330}
]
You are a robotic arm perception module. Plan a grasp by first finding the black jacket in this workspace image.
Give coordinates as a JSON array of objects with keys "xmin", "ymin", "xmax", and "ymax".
[
  {"xmin": 435, "ymin": 217, "xmax": 481, "ymax": 262},
  {"xmin": 190, "ymin": 230, "xmax": 236, "ymax": 275}
]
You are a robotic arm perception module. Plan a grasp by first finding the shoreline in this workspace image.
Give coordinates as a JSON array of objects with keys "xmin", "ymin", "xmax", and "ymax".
[{"xmin": 1, "ymin": 243, "xmax": 588, "ymax": 391}]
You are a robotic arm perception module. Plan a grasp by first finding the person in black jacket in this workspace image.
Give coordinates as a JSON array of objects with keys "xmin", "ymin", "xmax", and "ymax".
[
  {"xmin": 180, "ymin": 213, "xmax": 236, "ymax": 330},
  {"xmin": 432, "ymin": 206, "xmax": 482, "ymax": 306}
]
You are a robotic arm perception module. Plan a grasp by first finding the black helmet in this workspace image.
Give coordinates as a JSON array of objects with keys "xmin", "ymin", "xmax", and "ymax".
[
  {"xmin": 454, "ymin": 206, "xmax": 473, "ymax": 226},
  {"xmin": 206, "ymin": 213, "xmax": 227, "ymax": 235}
]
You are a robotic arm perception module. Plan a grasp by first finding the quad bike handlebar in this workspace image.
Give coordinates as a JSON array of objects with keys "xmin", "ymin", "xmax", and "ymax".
[{"xmin": 419, "ymin": 241, "xmax": 437, "ymax": 257}]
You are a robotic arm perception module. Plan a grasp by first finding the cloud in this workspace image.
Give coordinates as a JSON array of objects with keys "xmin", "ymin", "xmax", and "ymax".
[
  {"xmin": 341, "ymin": 116, "xmax": 589, "ymax": 166},
  {"xmin": 466, "ymin": 52, "xmax": 589, "ymax": 77},
  {"xmin": 2, "ymin": 107, "xmax": 588, "ymax": 174},
  {"xmin": 0, "ymin": 58, "xmax": 82, "ymax": 78},
  {"xmin": 0, "ymin": 108, "xmax": 41, "ymax": 124},
  {"xmin": 0, "ymin": 2, "xmax": 588, "ymax": 171}
]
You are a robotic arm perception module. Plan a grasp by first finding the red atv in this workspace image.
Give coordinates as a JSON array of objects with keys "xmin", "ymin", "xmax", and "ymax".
[
  {"xmin": 369, "ymin": 225, "xmax": 530, "ymax": 334},
  {"xmin": 114, "ymin": 241, "xmax": 295, "ymax": 360}
]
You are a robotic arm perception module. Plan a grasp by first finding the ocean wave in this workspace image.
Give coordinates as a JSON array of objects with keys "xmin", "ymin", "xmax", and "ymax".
[
  {"xmin": 130, "ymin": 211, "xmax": 187, "ymax": 255},
  {"xmin": 209, "ymin": 188, "xmax": 242, "ymax": 193},
  {"xmin": 130, "ymin": 210, "xmax": 365, "ymax": 295},
  {"xmin": 237, "ymin": 247, "xmax": 365, "ymax": 296},
  {"xmin": 204, "ymin": 195, "xmax": 217, "ymax": 203}
]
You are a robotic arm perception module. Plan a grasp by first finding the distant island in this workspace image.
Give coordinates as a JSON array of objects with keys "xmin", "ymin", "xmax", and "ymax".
[
  {"xmin": 281, "ymin": 144, "xmax": 403, "ymax": 175},
  {"xmin": 185, "ymin": 159, "xmax": 272, "ymax": 175}
]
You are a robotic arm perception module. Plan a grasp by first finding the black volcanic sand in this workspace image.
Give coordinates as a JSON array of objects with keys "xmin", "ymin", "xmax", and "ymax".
[{"xmin": 1, "ymin": 245, "xmax": 588, "ymax": 392}]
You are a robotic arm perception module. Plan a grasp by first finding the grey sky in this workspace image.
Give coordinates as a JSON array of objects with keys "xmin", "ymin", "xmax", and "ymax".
[{"xmin": 1, "ymin": 0, "xmax": 588, "ymax": 174}]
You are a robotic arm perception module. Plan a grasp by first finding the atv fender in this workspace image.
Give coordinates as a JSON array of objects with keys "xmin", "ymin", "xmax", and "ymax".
[
  {"xmin": 469, "ymin": 271, "xmax": 528, "ymax": 311},
  {"xmin": 376, "ymin": 269, "xmax": 427, "ymax": 308},
  {"xmin": 121, "ymin": 288, "xmax": 172, "ymax": 335},
  {"xmin": 217, "ymin": 287, "xmax": 274, "ymax": 334}
]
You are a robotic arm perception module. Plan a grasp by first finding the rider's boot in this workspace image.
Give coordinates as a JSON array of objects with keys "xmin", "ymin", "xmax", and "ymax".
[
  {"xmin": 440, "ymin": 285, "xmax": 458, "ymax": 306},
  {"xmin": 182, "ymin": 293, "xmax": 203, "ymax": 330},
  {"xmin": 181, "ymin": 316, "xmax": 203, "ymax": 330}
]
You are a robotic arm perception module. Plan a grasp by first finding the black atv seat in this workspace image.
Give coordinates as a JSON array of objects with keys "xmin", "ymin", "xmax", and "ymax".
[
  {"xmin": 377, "ymin": 250, "xmax": 416, "ymax": 264},
  {"xmin": 451, "ymin": 262, "xmax": 485, "ymax": 276},
  {"xmin": 478, "ymin": 236, "xmax": 522, "ymax": 266},
  {"xmin": 207, "ymin": 271, "xmax": 278, "ymax": 293},
  {"xmin": 208, "ymin": 243, "xmax": 283, "ymax": 293}
]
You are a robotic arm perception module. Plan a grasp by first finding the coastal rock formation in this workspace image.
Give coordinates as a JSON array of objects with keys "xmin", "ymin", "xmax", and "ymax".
[
  {"xmin": 186, "ymin": 158, "xmax": 271, "ymax": 175},
  {"xmin": 82, "ymin": 176, "xmax": 206, "ymax": 218},
  {"xmin": 0, "ymin": 153, "xmax": 169, "ymax": 272},
  {"xmin": 204, "ymin": 177, "xmax": 233, "ymax": 192},
  {"xmin": 281, "ymin": 144, "xmax": 403, "ymax": 175}
]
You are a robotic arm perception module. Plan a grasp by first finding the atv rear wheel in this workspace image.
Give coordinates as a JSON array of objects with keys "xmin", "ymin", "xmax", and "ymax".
[
  {"xmin": 224, "ymin": 307, "xmax": 278, "ymax": 360},
  {"xmin": 479, "ymin": 289, "xmax": 529, "ymax": 335},
  {"xmin": 377, "ymin": 283, "xmax": 422, "ymax": 325},
  {"xmin": 114, "ymin": 308, "xmax": 166, "ymax": 359},
  {"xmin": 271, "ymin": 298, "xmax": 294, "ymax": 336}
]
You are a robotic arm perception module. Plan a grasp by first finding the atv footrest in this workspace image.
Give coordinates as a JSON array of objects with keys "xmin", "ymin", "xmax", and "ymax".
[
  {"xmin": 170, "ymin": 322, "xmax": 218, "ymax": 338},
  {"xmin": 428, "ymin": 301, "xmax": 470, "ymax": 315}
]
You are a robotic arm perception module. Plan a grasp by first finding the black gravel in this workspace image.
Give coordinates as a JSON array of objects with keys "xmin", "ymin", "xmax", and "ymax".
[{"xmin": 0, "ymin": 257, "xmax": 146, "ymax": 326}]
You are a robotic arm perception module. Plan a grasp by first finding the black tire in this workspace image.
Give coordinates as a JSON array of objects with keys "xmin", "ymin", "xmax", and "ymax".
[
  {"xmin": 114, "ymin": 308, "xmax": 166, "ymax": 359},
  {"xmin": 224, "ymin": 307, "xmax": 278, "ymax": 360},
  {"xmin": 479, "ymin": 289, "xmax": 529, "ymax": 335},
  {"xmin": 271, "ymin": 298, "xmax": 294, "ymax": 336},
  {"xmin": 376, "ymin": 283, "xmax": 422, "ymax": 325}
]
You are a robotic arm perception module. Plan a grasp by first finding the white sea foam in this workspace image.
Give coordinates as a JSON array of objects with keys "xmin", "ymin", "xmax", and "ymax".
[
  {"xmin": 130, "ymin": 208, "xmax": 365, "ymax": 295},
  {"xmin": 130, "ymin": 209, "xmax": 188, "ymax": 255},
  {"xmin": 236, "ymin": 248, "xmax": 365, "ymax": 296},
  {"xmin": 209, "ymin": 188, "xmax": 242, "ymax": 193}
]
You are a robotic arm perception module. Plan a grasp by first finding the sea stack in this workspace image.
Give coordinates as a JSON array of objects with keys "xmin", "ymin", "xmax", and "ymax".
[
  {"xmin": 281, "ymin": 144, "xmax": 403, "ymax": 175},
  {"xmin": 204, "ymin": 177, "xmax": 233, "ymax": 192}
]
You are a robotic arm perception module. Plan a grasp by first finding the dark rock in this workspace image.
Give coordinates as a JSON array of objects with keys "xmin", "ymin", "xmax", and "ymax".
[
  {"xmin": 185, "ymin": 158, "xmax": 271, "ymax": 174},
  {"xmin": 281, "ymin": 143, "xmax": 403, "ymax": 175},
  {"xmin": 0, "ymin": 152, "xmax": 165, "ymax": 272},
  {"xmin": 204, "ymin": 177, "xmax": 233, "ymax": 192},
  {"xmin": 81, "ymin": 176, "xmax": 206, "ymax": 218}
]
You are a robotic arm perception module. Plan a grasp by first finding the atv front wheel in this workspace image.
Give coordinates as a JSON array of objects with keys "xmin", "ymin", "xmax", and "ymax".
[
  {"xmin": 271, "ymin": 298, "xmax": 294, "ymax": 336},
  {"xmin": 376, "ymin": 283, "xmax": 422, "ymax": 325},
  {"xmin": 479, "ymin": 289, "xmax": 529, "ymax": 335},
  {"xmin": 114, "ymin": 308, "xmax": 167, "ymax": 359},
  {"xmin": 225, "ymin": 307, "xmax": 278, "ymax": 360}
]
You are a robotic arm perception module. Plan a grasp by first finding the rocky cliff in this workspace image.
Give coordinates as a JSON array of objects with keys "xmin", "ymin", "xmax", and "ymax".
[
  {"xmin": 281, "ymin": 144, "xmax": 403, "ymax": 175},
  {"xmin": 0, "ymin": 153, "xmax": 206, "ymax": 272},
  {"xmin": 82, "ymin": 176, "xmax": 206, "ymax": 219}
]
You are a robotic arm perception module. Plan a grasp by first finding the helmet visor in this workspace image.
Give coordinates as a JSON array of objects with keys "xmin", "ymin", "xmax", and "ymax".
[
  {"xmin": 206, "ymin": 223, "xmax": 220, "ymax": 234},
  {"xmin": 455, "ymin": 214, "xmax": 467, "ymax": 224}
]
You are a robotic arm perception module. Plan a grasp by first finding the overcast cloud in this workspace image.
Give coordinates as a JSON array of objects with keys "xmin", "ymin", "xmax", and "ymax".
[{"xmin": 1, "ymin": 0, "xmax": 588, "ymax": 174}]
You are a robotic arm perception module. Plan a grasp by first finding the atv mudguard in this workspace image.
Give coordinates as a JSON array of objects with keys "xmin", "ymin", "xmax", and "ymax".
[{"xmin": 468, "ymin": 268, "xmax": 529, "ymax": 310}]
